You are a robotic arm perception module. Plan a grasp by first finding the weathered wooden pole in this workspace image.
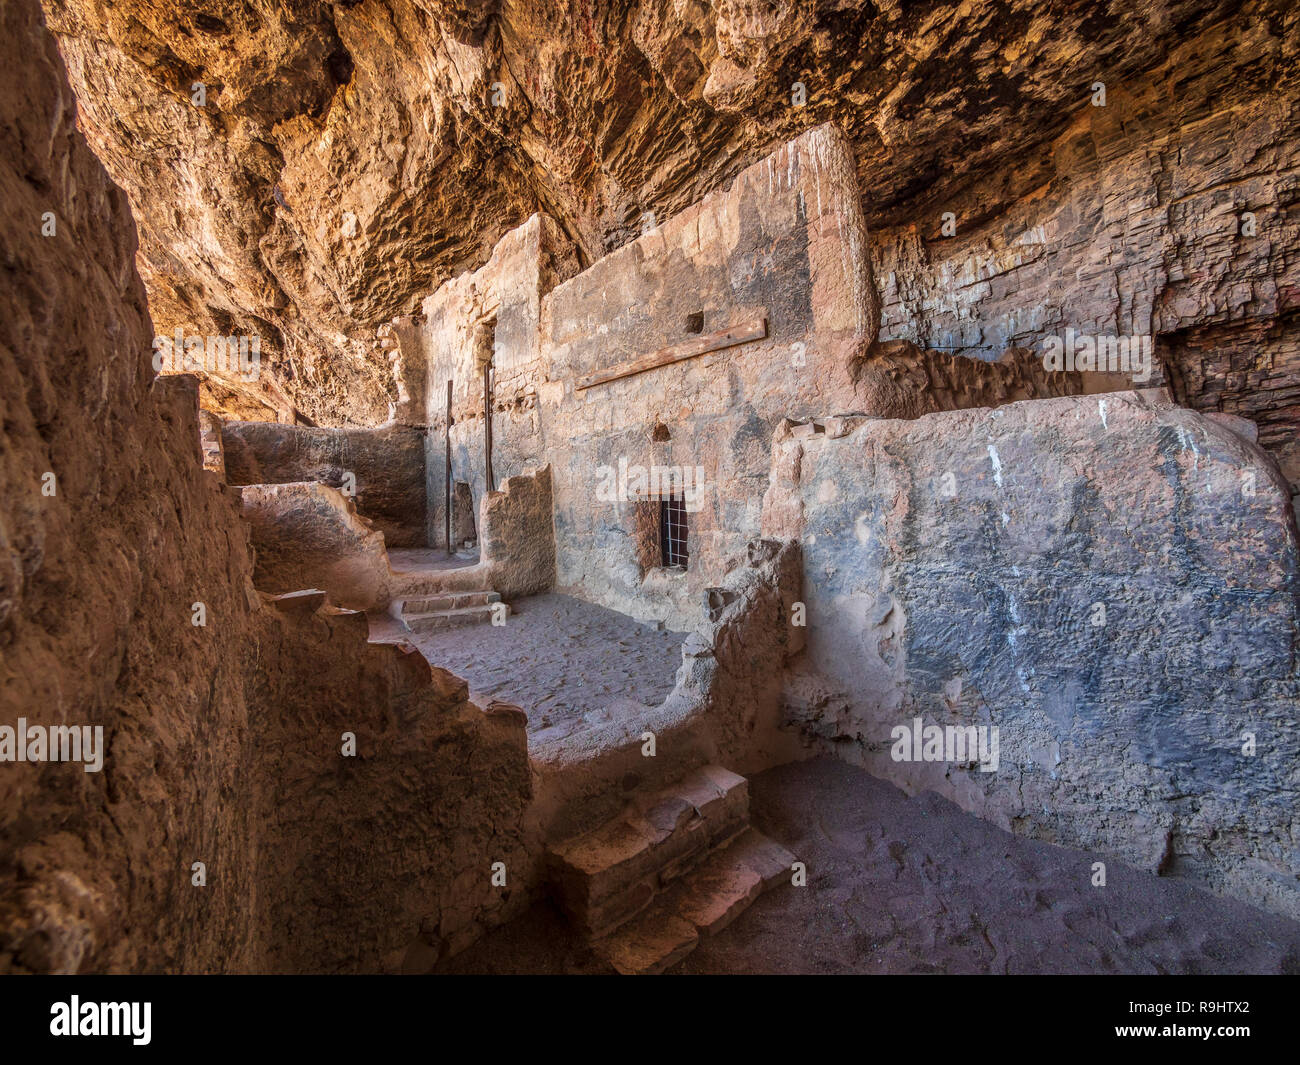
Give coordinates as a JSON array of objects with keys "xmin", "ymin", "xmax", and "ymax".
[
  {"xmin": 445, "ymin": 379, "xmax": 453, "ymax": 555},
  {"xmin": 483, "ymin": 363, "xmax": 495, "ymax": 494}
]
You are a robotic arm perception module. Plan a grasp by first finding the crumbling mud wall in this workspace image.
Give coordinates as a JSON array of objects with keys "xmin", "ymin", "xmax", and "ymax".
[
  {"xmin": 223, "ymin": 421, "xmax": 427, "ymax": 547},
  {"xmin": 388, "ymin": 466, "xmax": 557, "ymax": 604},
  {"xmin": 252, "ymin": 593, "xmax": 531, "ymax": 973},
  {"xmin": 763, "ymin": 391, "xmax": 1300, "ymax": 918},
  {"xmin": 0, "ymin": 0, "xmax": 530, "ymax": 973}
]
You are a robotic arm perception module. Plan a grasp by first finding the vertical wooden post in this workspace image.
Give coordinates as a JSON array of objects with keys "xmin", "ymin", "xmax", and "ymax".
[
  {"xmin": 483, "ymin": 363, "xmax": 495, "ymax": 494},
  {"xmin": 445, "ymin": 380, "xmax": 453, "ymax": 555}
]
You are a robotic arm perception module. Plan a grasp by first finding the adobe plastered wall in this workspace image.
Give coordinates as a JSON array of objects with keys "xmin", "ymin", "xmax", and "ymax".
[
  {"xmin": 0, "ymin": 0, "xmax": 530, "ymax": 972},
  {"xmin": 763, "ymin": 391, "xmax": 1300, "ymax": 918},
  {"xmin": 415, "ymin": 212, "xmax": 580, "ymax": 549},
  {"xmin": 537, "ymin": 124, "xmax": 875, "ymax": 627}
]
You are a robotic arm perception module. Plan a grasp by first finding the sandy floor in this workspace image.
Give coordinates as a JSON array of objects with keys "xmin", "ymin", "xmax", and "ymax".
[
  {"xmin": 403, "ymin": 593, "xmax": 686, "ymax": 742},
  {"xmin": 439, "ymin": 757, "xmax": 1300, "ymax": 974}
]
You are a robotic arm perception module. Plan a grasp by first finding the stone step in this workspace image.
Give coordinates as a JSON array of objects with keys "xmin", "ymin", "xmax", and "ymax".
[
  {"xmin": 402, "ymin": 590, "xmax": 500, "ymax": 614},
  {"xmin": 547, "ymin": 765, "xmax": 749, "ymax": 938},
  {"xmin": 595, "ymin": 828, "xmax": 797, "ymax": 975},
  {"xmin": 401, "ymin": 602, "xmax": 505, "ymax": 633}
]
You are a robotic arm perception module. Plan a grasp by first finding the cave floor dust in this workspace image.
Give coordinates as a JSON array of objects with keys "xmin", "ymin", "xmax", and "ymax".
[
  {"xmin": 438, "ymin": 757, "xmax": 1300, "ymax": 975},
  {"xmin": 402, "ymin": 592, "xmax": 686, "ymax": 744}
]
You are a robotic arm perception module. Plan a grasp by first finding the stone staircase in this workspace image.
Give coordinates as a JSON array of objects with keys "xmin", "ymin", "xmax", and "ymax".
[
  {"xmin": 546, "ymin": 764, "xmax": 796, "ymax": 974},
  {"xmin": 391, "ymin": 590, "xmax": 508, "ymax": 633}
]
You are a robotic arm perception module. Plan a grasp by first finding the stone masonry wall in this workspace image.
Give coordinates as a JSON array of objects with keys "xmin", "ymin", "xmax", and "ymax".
[
  {"xmin": 763, "ymin": 391, "xmax": 1300, "ymax": 918},
  {"xmin": 401, "ymin": 124, "xmax": 1085, "ymax": 627},
  {"xmin": 537, "ymin": 123, "xmax": 875, "ymax": 627},
  {"xmin": 417, "ymin": 212, "xmax": 580, "ymax": 549}
]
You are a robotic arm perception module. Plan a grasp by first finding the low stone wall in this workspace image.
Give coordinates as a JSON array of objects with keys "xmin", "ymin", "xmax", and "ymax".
[
  {"xmin": 762, "ymin": 391, "xmax": 1300, "ymax": 918},
  {"xmin": 394, "ymin": 466, "xmax": 556, "ymax": 603},
  {"xmin": 223, "ymin": 421, "xmax": 427, "ymax": 547},
  {"xmin": 480, "ymin": 466, "xmax": 556, "ymax": 600},
  {"xmin": 529, "ymin": 538, "xmax": 806, "ymax": 844},
  {"xmin": 252, "ymin": 591, "xmax": 531, "ymax": 972}
]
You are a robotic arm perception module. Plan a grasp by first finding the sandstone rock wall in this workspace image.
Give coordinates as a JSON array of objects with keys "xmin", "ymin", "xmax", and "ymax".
[
  {"xmin": 763, "ymin": 391, "xmax": 1300, "ymax": 918},
  {"xmin": 0, "ymin": 0, "xmax": 530, "ymax": 972},
  {"xmin": 224, "ymin": 420, "xmax": 427, "ymax": 547},
  {"xmin": 0, "ymin": 0, "xmax": 262, "ymax": 971},
  {"xmin": 872, "ymin": 19, "xmax": 1300, "ymax": 494},
  {"xmin": 39, "ymin": 0, "xmax": 1298, "ymax": 448}
]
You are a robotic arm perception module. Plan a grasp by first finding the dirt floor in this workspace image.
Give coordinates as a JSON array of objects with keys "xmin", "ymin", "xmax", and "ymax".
[
  {"xmin": 403, "ymin": 593, "xmax": 686, "ymax": 743},
  {"xmin": 387, "ymin": 547, "xmax": 479, "ymax": 572},
  {"xmin": 439, "ymin": 757, "xmax": 1300, "ymax": 974}
]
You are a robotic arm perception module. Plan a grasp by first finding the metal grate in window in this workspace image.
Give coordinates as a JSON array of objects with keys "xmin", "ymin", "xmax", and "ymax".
[{"xmin": 659, "ymin": 494, "xmax": 689, "ymax": 568}]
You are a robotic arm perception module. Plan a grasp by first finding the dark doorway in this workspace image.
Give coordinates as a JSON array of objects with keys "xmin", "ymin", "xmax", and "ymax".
[{"xmin": 452, "ymin": 481, "xmax": 476, "ymax": 547}]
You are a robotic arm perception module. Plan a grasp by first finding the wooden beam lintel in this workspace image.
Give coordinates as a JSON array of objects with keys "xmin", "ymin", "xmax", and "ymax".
[{"xmin": 575, "ymin": 314, "xmax": 768, "ymax": 391}]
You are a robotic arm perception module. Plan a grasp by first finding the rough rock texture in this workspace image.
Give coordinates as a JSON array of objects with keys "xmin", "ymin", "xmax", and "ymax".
[
  {"xmin": 0, "ymin": 0, "xmax": 260, "ymax": 971},
  {"xmin": 762, "ymin": 391, "xmax": 1300, "ymax": 918},
  {"xmin": 0, "ymin": 0, "xmax": 530, "ymax": 973},
  {"xmin": 253, "ymin": 594, "xmax": 532, "ymax": 972},
  {"xmin": 238, "ymin": 481, "xmax": 392, "ymax": 610},
  {"xmin": 871, "ymin": 15, "xmax": 1300, "ymax": 492},
  {"xmin": 224, "ymin": 420, "xmax": 427, "ymax": 546},
  {"xmin": 37, "ymin": 0, "xmax": 1299, "ymax": 461}
]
